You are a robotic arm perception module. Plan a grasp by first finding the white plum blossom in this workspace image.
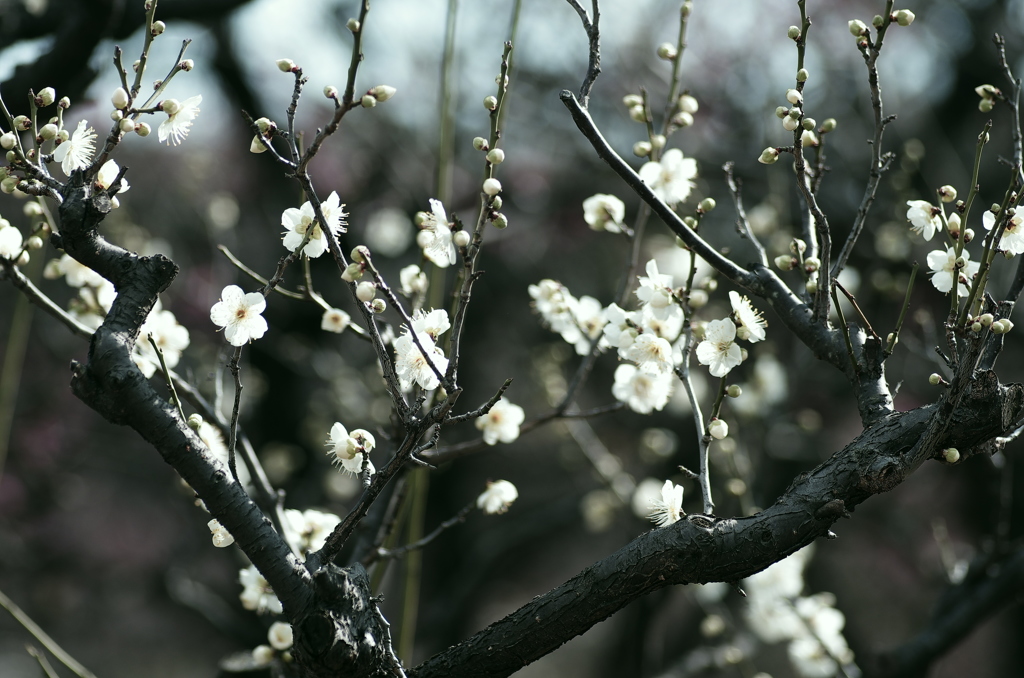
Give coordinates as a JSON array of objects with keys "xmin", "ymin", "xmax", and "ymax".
[
  {"xmin": 134, "ymin": 304, "xmax": 190, "ymax": 378},
  {"xmin": 637, "ymin": 303, "xmax": 684, "ymax": 343},
  {"xmin": 416, "ymin": 199, "xmax": 457, "ymax": 267},
  {"xmin": 282, "ymin": 508, "xmax": 342, "ymax": 555},
  {"xmin": 239, "ymin": 565, "xmax": 282, "ymax": 614},
  {"xmin": 281, "ymin": 191, "xmax": 346, "ymax": 258},
  {"xmin": 926, "ymin": 247, "xmax": 979, "ymax": 297},
  {"xmin": 729, "ymin": 291, "xmax": 767, "ymax": 342},
  {"xmin": 696, "ymin": 318, "xmax": 743, "ymax": 377},
  {"xmin": 210, "ymin": 285, "xmax": 268, "ymax": 346},
  {"xmin": 636, "ymin": 259, "xmax": 676, "ymax": 318},
  {"xmin": 268, "ymin": 622, "xmax": 294, "ymax": 651},
  {"xmin": 326, "ymin": 422, "xmax": 376, "ymax": 476},
  {"xmin": 52, "ymin": 120, "xmax": 96, "ymax": 174},
  {"xmin": 475, "ymin": 397, "xmax": 525, "ymax": 445},
  {"xmin": 321, "ymin": 307, "xmax": 351, "ymax": 334},
  {"xmin": 648, "ymin": 480, "xmax": 685, "ymax": 526},
  {"xmin": 571, "ymin": 295, "xmax": 607, "ymax": 355},
  {"xmin": 394, "ymin": 331, "xmax": 448, "ymax": 391},
  {"xmin": 602, "ymin": 303, "xmax": 639, "ymax": 351},
  {"xmin": 906, "ymin": 200, "xmax": 942, "ymax": 241},
  {"xmin": 0, "ymin": 223, "xmax": 23, "ymax": 259},
  {"xmin": 410, "ymin": 308, "xmax": 450, "ymax": 340},
  {"xmin": 638, "ymin": 148, "xmax": 698, "ymax": 206},
  {"xmin": 528, "ymin": 279, "xmax": 584, "ymax": 348},
  {"xmin": 983, "ymin": 210, "xmax": 1024, "ymax": 255},
  {"xmin": 612, "ymin": 363, "xmax": 673, "ymax": 414},
  {"xmin": 623, "ymin": 332, "xmax": 677, "ymax": 374},
  {"xmin": 582, "ymin": 194, "xmax": 626, "ymax": 233},
  {"xmin": 96, "ymin": 160, "xmax": 130, "ymax": 208},
  {"xmin": 400, "ymin": 264, "xmax": 428, "ymax": 297},
  {"xmin": 158, "ymin": 95, "xmax": 202, "ymax": 145},
  {"xmin": 208, "ymin": 519, "xmax": 234, "ymax": 548},
  {"xmin": 476, "ymin": 480, "xmax": 519, "ymax": 514}
]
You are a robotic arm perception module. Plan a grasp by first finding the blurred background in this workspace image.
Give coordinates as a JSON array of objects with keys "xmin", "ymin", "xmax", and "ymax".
[{"xmin": 1, "ymin": 0, "xmax": 1023, "ymax": 676}]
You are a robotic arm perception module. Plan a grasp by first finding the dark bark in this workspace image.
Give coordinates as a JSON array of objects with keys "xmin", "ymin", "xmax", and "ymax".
[{"xmin": 412, "ymin": 375, "xmax": 1024, "ymax": 678}]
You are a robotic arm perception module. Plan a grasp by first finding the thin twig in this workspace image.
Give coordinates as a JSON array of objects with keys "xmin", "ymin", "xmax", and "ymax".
[
  {"xmin": 367, "ymin": 502, "xmax": 474, "ymax": 565},
  {"xmin": 226, "ymin": 345, "xmax": 244, "ymax": 486},
  {"xmin": 0, "ymin": 588, "xmax": 98, "ymax": 678},
  {"xmin": 724, "ymin": 162, "xmax": 768, "ymax": 267}
]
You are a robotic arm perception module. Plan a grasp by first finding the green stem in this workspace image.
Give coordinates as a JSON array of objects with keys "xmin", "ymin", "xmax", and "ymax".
[{"xmin": 399, "ymin": 467, "xmax": 429, "ymax": 664}]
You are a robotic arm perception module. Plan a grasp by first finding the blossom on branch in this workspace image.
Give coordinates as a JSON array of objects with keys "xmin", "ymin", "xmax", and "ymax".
[
  {"xmin": 648, "ymin": 479, "xmax": 685, "ymax": 526},
  {"xmin": 475, "ymin": 397, "xmax": 525, "ymax": 445},
  {"xmin": 612, "ymin": 363, "xmax": 673, "ymax": 414},
  {"xmin": 52, "ymin": 120, "xmax": 96, "ymax": 175},
  {"xmin": 636, "ymin": 259, "xmax": 676, "ymax": 319},
  {"xmin": 696, "ymin": 318, "xmax": 743, "ymax": 377},
  {"xmin": 321, "ymin": 307, "xmax": 351, "ymax": 334},
  {"xmin": 729, "ymin": 291, "xmax": 767, "ymax": 342},
  {"xmin": 158, "ymin": 95, "xmax": 202, "ymax": 146},
  {"xmin": 281, "ymin": 191, "xmax": 345, "ymax": 258},
  {"xmin": 983, "ymin": 210, "xmax": 1024, "ymax": 256},
  {"xmin": 638, "ymin": 148, "xmax": 698, "ymax": 206},
  {"xmin": 582, "ymin": 193, "xmax": 626, "ymax": 233},
  {"xmin": 416, "ymin": 199, "xmax": 457, "ymax": 267},
  {"xmin": 326, "ymin": 422, "xmax": 376, "ymax": 476},
  {"xmin": 394, "ymin": 331, "xmax": 448, "ymax": 391},
  {"xmin": 906, "ymin": 200, "xmax": 942, "ymax": 241},
  {"xmin": 210, "ymin": 285, "xmax": 268, "ymax": 346},
  {"xmin": 926, "ymin": 247, "xmax": 979, "ymax": 297}
]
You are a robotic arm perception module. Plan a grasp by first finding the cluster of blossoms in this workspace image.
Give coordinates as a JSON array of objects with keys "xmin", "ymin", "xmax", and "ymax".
[
  {"xmin": 743, "ymin": 546, "xmax": 854, "ymax": 678},
  {"xmin": 326, "ymin": 422, "xmax": 376, "ymax": 476},
  {"xmin": 394, "ymin": 308, "xmax": 451, "ymax": 391}
]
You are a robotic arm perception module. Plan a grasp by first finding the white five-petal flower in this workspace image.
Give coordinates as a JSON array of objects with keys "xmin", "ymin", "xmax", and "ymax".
[
  {"xmin": 926, "ymin": 247, "xmax": 979, "ymax": 297},
  {"xmin": 158, "ymin": 95, "xmax": 202, "ymax": 146},
  {"xmin": 906, "ymin": 200, "xmax": 942, "ymax": 241},
  {"xmin": 281, "ymin": 191, "xmax": 346, "ymax": 258},
  {"xmin": 582, "ymin": 194, "xmax": 626, "ymax": 233},
  {"xmin": 612, "ymin": 363, "xmax": 673, "ymax": 414},
  {"xmin": 638, "ymin": 148, "xmax": 698, "ymax": 206},
  {"xmin": 321, "ymin": 307, "xmax": 351, "ymax": 334},
  {"xmin": 475, "ymin": 398, "xmax": 525, "ymax": 445},
  {"xmin": 729, "ymin": 291, "xmax": 767, "ymax": 342},
  {"xmin": 476, "ymin": 480, "xmax": 519, "ymax": 514},
  {"xmin": 326, "ymin": 422, "xmax": 376, "ymax": 476},
  {"xmin": 416, "ymin": 199, "xmax": 457, "ymax": 267},
  {"xmin": 696, "ymin": 318, "xmax": 743, "ymax": 378},
  {"xmin": 983, "ymin": 210, "xmax": 1024, "ymax": 255},
  {"xmin": 52, "ymin": 120, "xmax": 97, "ymax": 175},
  {"xmin": 394, "ymin": 331, "xmax": 448, "ymax": 391},
  {"xmin": 0, "ymin": 223, "xmax": 23, "ymax": 260},
  {"xmin": 648, "ymin": 480, "xmax": 685, "ymax": 526},
  {"xmin": 210, "ymin": 285, "xmax": 268, "ymax": 346}
]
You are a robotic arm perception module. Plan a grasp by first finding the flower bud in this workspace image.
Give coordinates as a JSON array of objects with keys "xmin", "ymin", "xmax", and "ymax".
[
  {"xmin": 657, "ymin": 43, "xmax": 677, "ymax": 60},
  {"xmin": 821, "ymin": 118, "xmax": 837, "ymax": 133},
  {"xmin": 492, "ymin": 213, "xmax": 508, "ymax": 229},
  {"xmin": 23, "ymin": 202, "xmax": 41, "ymax": 217},
  {"xmin": 39, "ymin": 124, "xmax": 57, "ymax": 140},
  {"xmin": 187, "ymin": 413, "xmax": 204, "ymax": 430},
  {"xmin": 797, "ymin": 68, "xmax": 809, "ymax": 82},
  {"xmin": 895, "ymin": 9, "xmax": 915, "ymax": 26},
  {"xmin": 963, "ymin": 228, "xmax": 975, "ymax": 243},
  {"xmin": 954, "ymin": 256, "xmax": 966, "ymax": 269},
  {"xmin": 726, "ymin": 384, "xmax": 742, "ymax": 398},
  {"xmin": 671, "ymin": 111, "xmax": 694, "ymax": 128},
  {"xmin": 775, "ymin": 254, "xmax": 797, "ymax": 270},
  {"xmin": 111, "ymin": 109, "xmax": 124, "ymax": 122},
  {"xmin": 633, "ymin": 141, "xmax": 652, "ymax": 157},
  {"xmin": 346, "ymin": 18, "xmax": 360, "ymax": 32},
  {"xmin": 801, "ymin": 130, "xmax": 819, "ymax": 147},
  {"xmin": 17, "ymin": 251, "xmax": 29, "ymax": 266},
  {"xmin": 356, "ymin": 281, "xmax": 376, "ymax": 302},
  {"xmin": 112, "ymin": 87, "xmax": 129, "ymax": 110},
  {"xmin": 678, "ymin": 94, "xmax": 699, "ymax": 114},
  {"xmin": 806, "ymin": 279, "xmax": 818, "ymax": 294},
  {"xmin": 252, "ymin": 645, "xmax": 273, "ymax": 664},
  {"xmin": 629, "ymin": 105, "xmax": 647, "ymax": 123},
  {"xmin": 482, "ymin": 178, "xmax": 502, "ymax": 196},
  {"xmin": 622, "ymin": 94, "xmax": 643, "ymax": 108},
  {"xmin": 58, "ymin": 96, "xmax": 70, "ymax": 109},
  {"xmin": 116, "ymin": 117, "xmax": 134, "ymax": 134},
  {"xmin": 928, "ymin": 373, "xmax": 942, "ymax": 385},
  {"xmin": 786, "ymin": 89, "xmax": 803, "ymax": 105},
  {"xmin": 486, "ymin": 148, "xmax": 505, "ymax": 164},
  {"xmin": 783, "ymin": 116, "xmax": 800, "ymax": 131},
  {"xmin": 788, "ymin": 26, "xmax": 801, "ymax": 40},
  {"xmin": 324, "ymin": 85, "xmax": 339, "ymax": 99},
  {"xmin": 775, "ymin": 106, "xmax": 789, "ymax": 119},
  {"xmin": 491, "ymin": 196, "xmax": 503, "ymax": 210},
  {"xmin": 980, "ymin": 98, "xmax": 995, "ymax": 113},
  {"xmin": 483, "ymin": 95, "xmax": 498, "ymax": 110},
  {"xmin": 689, "ymin": 289, "xmax": 708, "ymax": 308},
  {"xmin": 4, "ymin": 150, "xmax": 14, "ymax": 162},
  {"xmin": 1003, "ymin": 319, "xmax": 1015, "ymax": 332},
  {"xmin": 802, "ymin": 117, "xmax": 816, "ymax": 131},
  {"xmin": 937, "ymin": 185, "xmax": 957, "ymax": 203},
  {"xmin": 151, "ymin": 20, "xmax": 166, "ymax": 35},
  {"xmin": 453, "ymin": 230, "xmax": 471, "ymax": 248},
  {"xmin": 180, "ymin": 59, "xmax": 194, "ymax": 71},
  {"xmin": 650, "ymin": 134, "xmax": 667, "ymax": 149},
  {"xmin": 26, "ymin": 235, "xmax": 43, "ymax": 250},
  {"xmin": 341, "ymin": 262, "xmax": 364, "ymax": 282},
  {"xmin": 872, "ymin": 14, "xmax": 885, "ymax": 28},
  {"xmin": 788, "ymin": 107, "xmax": 802, "ymax": 119},
  {"xmin": 13, "ymin": 115, "xmax": 29, "ymax": 131},
  {"xmin": 972, "ymin": 321, "xmax": 983, "ymax": 333},
  {"xmin": 942, "ymin": 447, "xmax": 960, "ymax": 463},
  {"xmin": 361, "ymin": 95, "xmax": 376, "ymax": 108},
  {"xmin": 1, "ymin": 176, "xmax": 18, "ymax": 194},
  {"xmin": 36, "ymin": 87, "xmax": 55, "ymax": 107},
  {"xmin": 370, "ymin": 298, "xmax": 387, "ymax": 313},
  {"xmin": 473, "ymin": 137, "xmax": 489, "ymax": 151},
  {"xmin": 161, "ymin": 98, "xmax": 180, "ymax": 115},
  {"xmin": 372, "ymin": 85, "xmax": 397, "ymax": 102},
  {"xmin": 276, "ymin": 58, "xmax": 296, "ymax": 72},
  {"xmin": 759, "ymin": 147, "xmax": 780, "ymax": 165},
  {"xmin": 135, "ymin": 121, "xmax": 151, "ymax": 137},
  {"xmin": 849, "ymin": 19, "xmax": 868, "ymax": 36},
  {"xmin": 708, "ymin": 419, "xmax": 728, "ymax": 440},
  {"xmin": 698, "ymin": 197, "xmax": 716, "ymax": 213},
  {"xmin": 979, "ymin": 313, "xmax": 994, "ymax": 326},
  {"xmin": 351, "ymin": 246, "xmax": 369, "ymax": 263},
  {"xmin": 683, "ymin": 216, "xmax": 698, "ymax": 229},
  {"xmin": 803, "ymin": 256, "xmax": 821, "ymax": 273}
]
